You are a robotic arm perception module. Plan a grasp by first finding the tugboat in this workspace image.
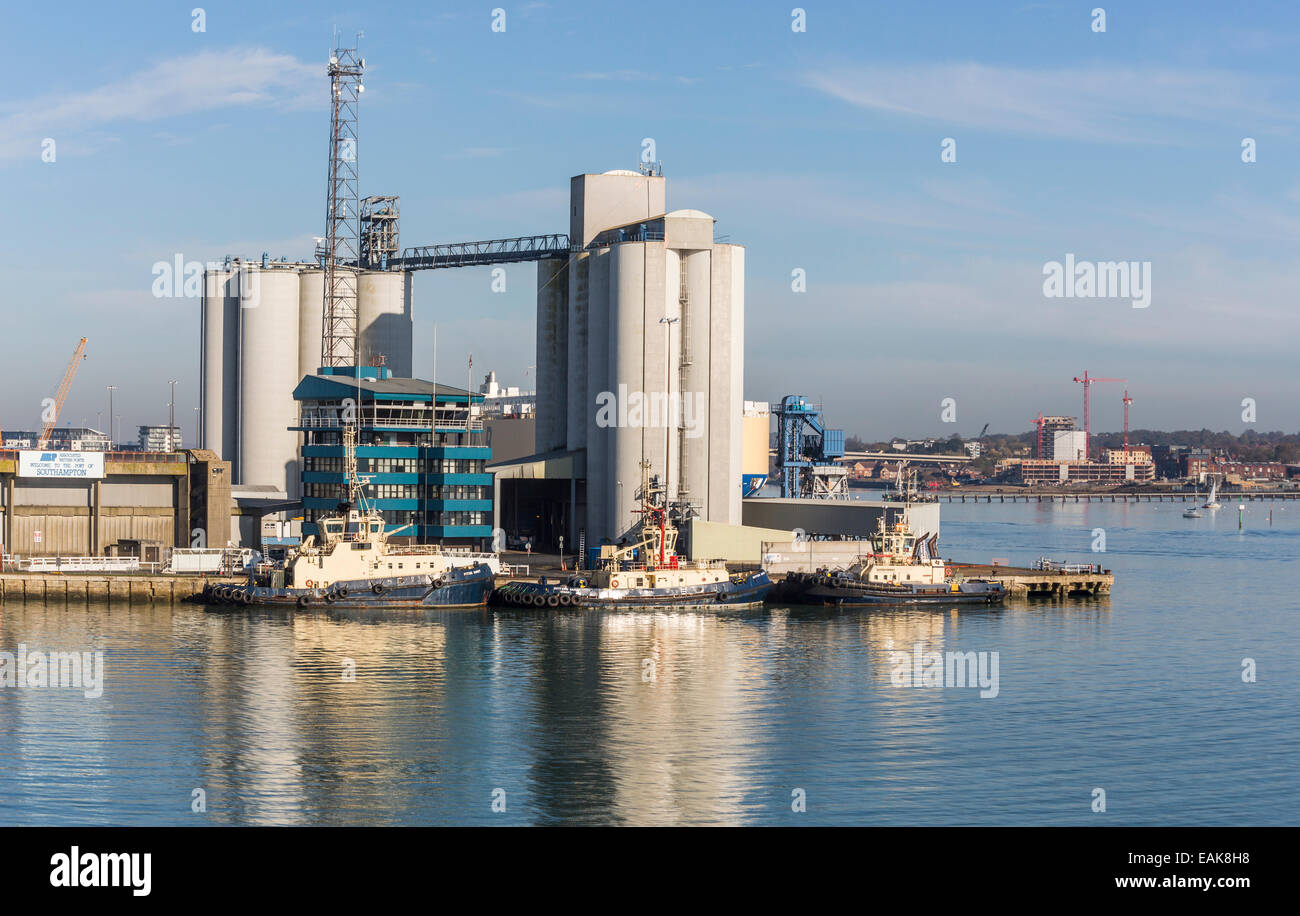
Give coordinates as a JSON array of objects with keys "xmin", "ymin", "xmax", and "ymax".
[
  {"xmin": 495, "ymin": 462, "xmax": 772, "ymax": 610},
  {"xmin": 204, "ymin": 426, "xmax": 495, "ymax": 610},
  {"xmin": 780, "ymin": 514, "xmax": 1005, "ymax": 607}
]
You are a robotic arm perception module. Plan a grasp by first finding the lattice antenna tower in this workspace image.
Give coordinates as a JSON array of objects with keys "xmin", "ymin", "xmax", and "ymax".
[{"xmin": 320, "ymin": 36, "xmax": 365, "ymax": 368}]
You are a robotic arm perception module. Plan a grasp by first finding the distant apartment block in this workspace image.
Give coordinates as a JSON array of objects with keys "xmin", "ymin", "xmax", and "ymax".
[
  {"xmin": 1183, "ymin": 456, "xmax": 1285, "ymax": 481},
  {"xmin": 2, "ymin": 427, "xmax": 112, "ymax": 451},
  {"xmin": 1002, "ymin": 458, "xmax": 1155, "ymax": 485},
  {"xmin": 137, "ymin": 425, "xmax": 183, "ymax": 451}
]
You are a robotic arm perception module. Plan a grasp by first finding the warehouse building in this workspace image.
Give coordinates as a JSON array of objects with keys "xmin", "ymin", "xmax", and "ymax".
[{"xmin": 0, "ymin": 449, "xmax": 231, "ymax": 558}]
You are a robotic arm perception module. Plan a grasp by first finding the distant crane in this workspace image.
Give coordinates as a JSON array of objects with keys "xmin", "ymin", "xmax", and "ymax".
[
  {"xmin": 1122, "ymin": 389, "xmax": 1133, "ymax": 451},
  {"xmin": 1072, "ymin": 371, "xmax": 1125, "ymax": 461},
  {"xmin": 37, "ymin": 337, "xmax": 89, "ymax": 449}
]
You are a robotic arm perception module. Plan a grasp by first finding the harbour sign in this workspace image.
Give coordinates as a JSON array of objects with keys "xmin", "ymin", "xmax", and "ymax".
[{"xmin": 18, "ymin": 451, "xmax": 105, "ymax": 479}]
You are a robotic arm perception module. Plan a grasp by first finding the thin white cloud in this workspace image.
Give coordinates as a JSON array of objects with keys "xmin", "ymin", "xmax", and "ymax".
[
  {"xmin": 0, "ymin": 47, "xmax": 318, "ymax": 161},
  {"xmin": 573, "ymin": 70, "xmax": 657, "ymax": 81},
  {"xmin": 803, "ymin": 63, "xmax": 1297, "ymax": 143}
]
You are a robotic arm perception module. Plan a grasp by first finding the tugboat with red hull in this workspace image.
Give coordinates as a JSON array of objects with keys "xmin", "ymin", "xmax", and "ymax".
[{"xmin": 495, "ymin": 462, "xmax": 772, "ymax": 610}]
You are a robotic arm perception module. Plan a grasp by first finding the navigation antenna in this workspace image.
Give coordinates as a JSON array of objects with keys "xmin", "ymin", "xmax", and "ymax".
[
  {"xmin": 320, "ymin": 35, "xmax": 365, "ymax": 368},
  {"xmin": 342, "ymin": 423, "xmax": 373, "ymax": 514}
]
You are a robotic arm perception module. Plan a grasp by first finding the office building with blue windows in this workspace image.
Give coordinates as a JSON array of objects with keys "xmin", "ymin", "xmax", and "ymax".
[{"xmin": 291, "ymin": 368, "xmax": 492, "ymax": 547}]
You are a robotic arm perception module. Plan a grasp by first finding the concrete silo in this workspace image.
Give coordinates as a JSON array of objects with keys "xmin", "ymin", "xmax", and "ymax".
[
  {"xmin": 584, "ymin": 248, "xmax": 611, "ymax": 540},
  {"xmin": 534, "ymin": 258, "xmax": 568, "ymax": 453},
  {"xmin": 200, "ymin": 267, "xmax": 239, "ymax": 464},
  {"xmin": 681, "ymin": 247, "xmax": 712, "ymax": 522},
  {"xmin": 297, "ymin": 269, "xmax": 325, "ymax": 380},
  {"xmin": 565, "ymin": 253, "xmax": 589, "ymax": 452},
  {"xmin": 238, "ymin": 266, "xmax": 301, "ymax": 497},
  {"xmin": 535, "ymin": 174, "xmax": 746, "ymax": 550},
  {"xmin": 707, "ymin": 243, "xmax": 744, "ymax": 525},
  {"xmin": 607, "ymin": 242, "xmax": 651, "ymax": 540},
  {"xmin": 357, "ymin": 270, "xmax": 412, "ymax": 376}
]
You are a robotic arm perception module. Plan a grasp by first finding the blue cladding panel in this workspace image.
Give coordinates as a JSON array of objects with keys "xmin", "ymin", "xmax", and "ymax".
[{"xmin": 824, "ymin": 429, "xmax": 845, "ymax": 458}]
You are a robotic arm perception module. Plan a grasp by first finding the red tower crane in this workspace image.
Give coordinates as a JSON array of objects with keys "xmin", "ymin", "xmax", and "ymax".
[
  {"xmin": 1071, "ymin": 371, "xmax": 1125, "ymax": 461},
  {"xmin": 1122, "ymin": 389, "xmax": 1133, "ymax": 451}
]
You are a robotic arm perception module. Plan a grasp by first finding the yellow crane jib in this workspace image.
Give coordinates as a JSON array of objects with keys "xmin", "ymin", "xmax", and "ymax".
[{"xmin": 37, "ymin": 337, "xmax": 88, "ymax": 450}]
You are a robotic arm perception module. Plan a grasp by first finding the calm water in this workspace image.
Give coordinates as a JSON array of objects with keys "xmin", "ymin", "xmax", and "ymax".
[{"xmin": 1, "ymin": 501, "xmax": 1297, "ymax": 826}]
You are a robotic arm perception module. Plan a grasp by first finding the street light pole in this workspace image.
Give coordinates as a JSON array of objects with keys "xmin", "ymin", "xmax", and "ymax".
[
  {"xmin": 168, "ymin": 379, "xmax": 177, "ymax": 452},
  {"xmin": 658, "ymin": 316, "xmax": 678, "ymax": 494},
  {"xmin": 106, "ymin": 386, "xmax": 116, "ymax": 448}
]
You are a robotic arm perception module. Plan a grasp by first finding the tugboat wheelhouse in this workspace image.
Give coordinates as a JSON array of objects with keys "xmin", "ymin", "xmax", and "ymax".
[{"xmin": 292, "ymin": 367, "xmax": 493, "ymax": 547}]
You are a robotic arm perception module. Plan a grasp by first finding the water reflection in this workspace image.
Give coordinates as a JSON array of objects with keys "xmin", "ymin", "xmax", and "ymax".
[{"xmin": 0, "ymin": 540, "xmax": 1292, "ymax": 827}]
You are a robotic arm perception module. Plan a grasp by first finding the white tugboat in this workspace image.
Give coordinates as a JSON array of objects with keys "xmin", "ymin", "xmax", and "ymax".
[
  {"xmin": 494, "ymin": 462, "xmax": 772, "ymax": 610},
  {"xmin": 205, "ymin": 426, "xmax": 496, "ymax": 609},
  {"xmin": 779, "ymin": 512, "xmax": 1005, "ymax": 607}
]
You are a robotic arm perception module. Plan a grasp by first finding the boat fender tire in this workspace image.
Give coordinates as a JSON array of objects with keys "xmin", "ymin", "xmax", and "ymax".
[
  {"xmin": 546, "ymin": 594, "xmax": 560, "ymax": 607},
  {"xmin": 531, "ymin": 594, "xmax": 546, "ymax": 607},
  {"xmin": 335, "ymin": 586, "xmax": 349, "ymax": 599},
  {"xmin": 297, "ymin": 595, "xmax": 312, "ymax": 608},
  {"xmin": 371, "ymin": 583, "xmax": 386, "ymax": 595},
  {"xmin": 558, "ymin": 593, "xmax": 572, "ymax": 606},
  {"xmin": 240, "ymin": 591, "xmax": 252, "ymax": 605},
  {"xmin": 433, "ymin": 577, "xmax": 445, "ymax": 588}
]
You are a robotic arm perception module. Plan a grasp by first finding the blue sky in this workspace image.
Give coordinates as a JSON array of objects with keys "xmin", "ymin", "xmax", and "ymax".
[{"xmin": 3, "ymin": 0, "xmax": 1298, "ymax": 442}]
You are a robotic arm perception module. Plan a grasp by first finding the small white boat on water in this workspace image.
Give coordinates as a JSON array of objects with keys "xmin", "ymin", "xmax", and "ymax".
[{"xmin": 1203, "ymin": 477, "xmax": 1222, "ymax": 510}]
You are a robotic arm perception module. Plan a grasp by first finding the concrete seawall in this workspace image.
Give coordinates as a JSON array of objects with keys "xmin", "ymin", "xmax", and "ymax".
[{"xmin": 0, "ymin": 574, "xmax": 239, "ymax": 604}]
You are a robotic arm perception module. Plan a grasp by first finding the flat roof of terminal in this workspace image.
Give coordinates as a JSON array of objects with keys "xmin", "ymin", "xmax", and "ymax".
[{"xmin": 294, "ymin": 375, "xmax": 477, "ymax": 402}]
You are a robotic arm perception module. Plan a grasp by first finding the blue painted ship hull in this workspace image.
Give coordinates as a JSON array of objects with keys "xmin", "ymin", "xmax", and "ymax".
[
  {"xmin": 781, "ymin": 571, "xmax": 1006, "ymax": 607},
  {"xmin": 203, "ymin": 563, "xmax": 495, "ymax": 610}
]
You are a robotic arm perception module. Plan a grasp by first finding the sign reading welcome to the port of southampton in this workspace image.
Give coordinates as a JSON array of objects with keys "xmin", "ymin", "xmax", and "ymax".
[{"xmin": 17, "ymin": 451, "xmax": 104, "ymax": 479}]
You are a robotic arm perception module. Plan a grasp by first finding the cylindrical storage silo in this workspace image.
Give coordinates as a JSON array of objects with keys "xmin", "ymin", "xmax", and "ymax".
[
  {"xmin": 584, "ymin": 249, "xmax": 611, "ymax": 543},
  {"xmin": 566, "ymin": 254, "xmax": 589, "ymax": 451},
  {"xmin": 239, "ymin": 267, "xmax": 302, "ymax": 497},
  {"xmin": 535, "ymin": 258, "xmax": 569, "ymax": 453},
  {"xmin": 709, "ymin": 244, "xmax": 744, "ymax": 525},
  {"xmin": 201, "ymin": 268, "xmax": 239, "ymax": 463},
  {"xmin": 357, "ymin": 270, "xmax": 413, "ymax": 377},
  {"xmin": 608, "ymin": 243, "xmax": 647, "ymax": 539},
  {"xmin": 297, "ymin": 269, "xmax": 324, "ymax": 380},
  {"xmin": 683, "ymin": 249, "xmax": 713, "ymax": 517}
]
